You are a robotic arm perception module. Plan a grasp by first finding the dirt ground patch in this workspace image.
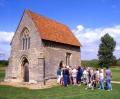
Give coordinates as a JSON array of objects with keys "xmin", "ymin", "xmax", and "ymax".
[{"xmin": 0, "ymin": 81, "xmax": 57, "ymax": 89}]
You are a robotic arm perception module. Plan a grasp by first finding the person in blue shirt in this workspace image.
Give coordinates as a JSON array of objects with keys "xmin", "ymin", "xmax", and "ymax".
[
  {"xmin": 105, "ymin": 66, "xmax": 112, "ymax": 91},
  {"xmin": 77, "ymin": 66, "xmax": 83, "ymax": 85}
]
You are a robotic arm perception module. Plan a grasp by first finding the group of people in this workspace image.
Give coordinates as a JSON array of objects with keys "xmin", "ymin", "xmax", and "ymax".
[{"xmin": 57, "ymin": 62, "xmax": 112, "ymax": 91}]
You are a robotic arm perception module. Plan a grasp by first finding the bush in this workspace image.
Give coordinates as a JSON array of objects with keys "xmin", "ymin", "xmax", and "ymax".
[{"xmin": 0, "ymin": 60, "xmax": 8, "ymax": 67}]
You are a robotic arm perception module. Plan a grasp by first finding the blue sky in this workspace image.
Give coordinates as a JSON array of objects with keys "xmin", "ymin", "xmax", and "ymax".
[{"xmin": 0, "ymin": 0, "xmax": 120, "ymax": 60}]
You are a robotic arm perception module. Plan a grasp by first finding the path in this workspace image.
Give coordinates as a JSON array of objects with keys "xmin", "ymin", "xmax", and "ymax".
[
  {"xmin": 0, "ymin": 81, "xmax": 120, "ymax": 89},
  {"xmin": 111, "ymin": 81, "xmax": 120, "ymax": 84},
  {"xmin": 0, "ymin": 81, "xmax": 57, "ymax": 89}
]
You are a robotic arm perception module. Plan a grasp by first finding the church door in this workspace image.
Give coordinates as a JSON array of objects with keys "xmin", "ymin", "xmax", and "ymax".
[
  {"xmin": 24, "ymin": 62, "xmax": 29, "ymax": 82},
  {"xmin": 22, "ymin": 57, "xmax": 29, "ymax": 82}
]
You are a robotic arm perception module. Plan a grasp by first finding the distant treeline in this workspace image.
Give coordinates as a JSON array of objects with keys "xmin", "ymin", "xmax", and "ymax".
[
  {"xmin": 0, "ymin": 60, "xmax": 8, "ymax": 67},
  {"xmin": 0, "ymin": 59, "xmax": 120, "ymax": 67},
  {"xmin": 81, "ymin": 59, "xmax": 120, "ymax": 67},
  {"xmin": 117, "ymin": 59, "xmax": 120, "ymax": 66},
  {"xmin": 81, "ymin": 59, "xmax": 99, "ymax": 67}
]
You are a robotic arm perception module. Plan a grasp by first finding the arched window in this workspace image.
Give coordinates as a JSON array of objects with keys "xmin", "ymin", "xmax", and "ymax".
[
  {"xmin": 22, "ymin": 38, "xmax": 25, "ymax": 50},
  {"xmin": 28, "ymin": 37, "xmax": 30, "ymax": 49},
  {"xmin": 21, "ymin": 27, "xmax": 30, "ymax": 50}
]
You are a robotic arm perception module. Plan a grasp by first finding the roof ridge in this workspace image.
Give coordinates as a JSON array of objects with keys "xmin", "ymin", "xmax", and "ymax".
[
  {"xmin": 25, "ymin": 9, "xmax": 80, "ymax": 47},
  {"xmin": 27, "ymin": 9, "xmax": 70, "ymax": 29}
]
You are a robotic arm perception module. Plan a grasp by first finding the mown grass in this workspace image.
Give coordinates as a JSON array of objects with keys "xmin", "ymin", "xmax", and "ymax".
[
  {"xmin": 0, "ymin": 67, "xmax": 5, "ymax": 81},
  {"xmin": 0, "ymin": 84, "xmax": 120, "ymax": 99},
  {"xmin": 111, "ymin": 67, "xmax": 120, "ymax": 81},
  {"xmin": 0, "ymin": 64, "xmax": 120, "ymax": 99}
]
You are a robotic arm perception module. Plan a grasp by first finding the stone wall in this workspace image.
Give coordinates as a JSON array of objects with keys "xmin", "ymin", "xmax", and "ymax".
[
  {"xmin": 5, "ymin": 10, "xmax": 44, "ymax": 83},
  {"xmin": 43, "ymin": 40, "xmax": 81, "ymax": 79}
]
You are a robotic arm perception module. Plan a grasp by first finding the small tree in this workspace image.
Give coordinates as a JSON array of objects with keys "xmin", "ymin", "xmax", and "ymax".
[{"xmin": 98, "ymin": 33, "xmax": 116, "ymax": 67}]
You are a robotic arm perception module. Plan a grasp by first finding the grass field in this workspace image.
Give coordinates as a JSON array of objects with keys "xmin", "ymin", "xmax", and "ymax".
[
  {"xmin": 0, "ymin": 67, "xmax": 5, "ymax": 81},
  {"xmin": 111, "ymin": 67, "xmax": 120, "ymax": 81},
  {"xmin": 0, "ymin": 65, "xmax": 120, "ymax": 99},
  {"xmin": 0, "ymin": 84, "xmax": 120, "ymax": 99}
]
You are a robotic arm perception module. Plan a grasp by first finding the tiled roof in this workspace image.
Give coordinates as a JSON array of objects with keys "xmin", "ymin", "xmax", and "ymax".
[{"xmin": 27, "ymin": 10, "xmax": 80, "ymax": 47}]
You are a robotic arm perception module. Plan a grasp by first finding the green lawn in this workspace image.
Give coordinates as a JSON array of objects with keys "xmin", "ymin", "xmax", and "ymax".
[
  {"xmin": 0, "ymin": 67, "xmax": 5, "ymax": 81},
  {"xmin": 0, "ymin": 84, "xmax": 120, "ymax": 99},
  {"xmin": 0, "ymin": 66, "xmax": 120, "ymax": 99},
  {"xmin": 111, "ymin": 67, "xmax": 120, "ymax": 81}
]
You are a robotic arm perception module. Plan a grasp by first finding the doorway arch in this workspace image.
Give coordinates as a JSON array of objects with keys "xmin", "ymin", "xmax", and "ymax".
[{"xmin": 21, "ymin": 57, "xmax": 29, "ymax": 82}]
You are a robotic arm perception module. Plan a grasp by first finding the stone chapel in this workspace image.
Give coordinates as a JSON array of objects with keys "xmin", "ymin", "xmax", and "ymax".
[{"xmin": 5, "ymin": 10, "xmax": 81, "ymax": 84}]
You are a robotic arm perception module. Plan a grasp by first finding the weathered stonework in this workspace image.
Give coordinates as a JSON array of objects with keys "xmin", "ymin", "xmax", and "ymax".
[
  {"xmin": 4, "ymin": 10, "xmax": 81, "ymax": 85},
  {"xmin": 43, "ymin": 41, "xmax": 81, "ymax": 80}
]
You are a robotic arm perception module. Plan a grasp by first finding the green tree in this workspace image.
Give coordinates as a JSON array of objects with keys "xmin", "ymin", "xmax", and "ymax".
[{"xmin": 98, "ymin": 33, "xmax": 116, "ymax": 67}]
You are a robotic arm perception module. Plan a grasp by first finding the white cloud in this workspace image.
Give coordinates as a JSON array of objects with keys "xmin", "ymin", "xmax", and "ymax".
[
  {"xmin": 0, "ymin": 31, "xmax": 14, "ymax": 60},
  {"xmin": 0, "ymin": 26, "xmax": 120, "ymax": 61},
  {"xmin": 73, "ymin": 25, "xmax": 120, "ymax": 60},
  {"xmin": 115, "ymin": 46, "xmax": 120, "ymax": 51},
  {"xmin": 76, "ymin": 25, "xmax": 84, "ymax": 31},
  {"xmin": 0, "ymin": 31, "xmax": 14, "ymax": 42},
  {"xmin": 0, "ymin": 52, "xmax": 6, "ymax": 60}
]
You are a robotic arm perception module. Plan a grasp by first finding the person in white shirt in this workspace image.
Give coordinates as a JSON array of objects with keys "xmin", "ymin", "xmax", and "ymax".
[
  {"xmin": 83, "ymin": 67, "xmax": 87, "ymax": 84},
  {"xmin": 72, "ymin": 68, "xmax": 77, "ymax": 85},
  {"xmin": 99, "ymin": 69, "xmax": 104, "ymax": 89},
  {"xmin": 95, "ymin": 69, "xmax": 100, "ymax": 84}
]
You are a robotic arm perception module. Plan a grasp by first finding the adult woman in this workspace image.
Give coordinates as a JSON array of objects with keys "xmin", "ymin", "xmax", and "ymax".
[
  {"xmin": 72, "ymin": 68, "xmax": 77, "ymax": 85},
  {"xmin": 99, "ymin": 69, "xmax": 104, "ymax": 89}
]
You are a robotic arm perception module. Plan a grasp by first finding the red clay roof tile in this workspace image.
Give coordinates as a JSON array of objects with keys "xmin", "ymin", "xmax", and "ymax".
[{"xmin": 27, "ymin": 10, "xmax": 80, "ymax": 47}]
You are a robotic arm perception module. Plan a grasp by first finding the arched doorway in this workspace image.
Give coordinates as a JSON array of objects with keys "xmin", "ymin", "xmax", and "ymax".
[{"xmin": 21, "ymin": 57, "xmax": 29, "ymax": 82}]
